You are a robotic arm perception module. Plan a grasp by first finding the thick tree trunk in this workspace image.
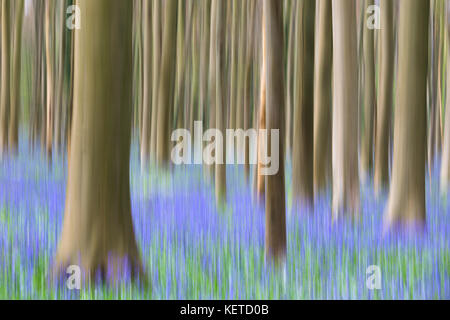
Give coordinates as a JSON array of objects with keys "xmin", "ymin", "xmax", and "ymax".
[
  {"xmin": 331, "ymin": 0, "xmax": 360, "ymax": 220},
  {"xmin": 0, "ymin": 0, "xmax": 11, "ymax": 156},
  {"xmin": 156, "ymin": 0, "xmax": 177, "ymax": 166},
  {"xmin": 292, "ymin": 0, "xmax": 315, "ymax": 207},
  {"xmin": 56, "ymin": 0, "xmax": 142, "ymax": 280},
  {"xmin": 360, "ymin": 0, "xmax": 375, "ymax": 182},
  {"xmin": 374, "ymin": 0, "xmax": 394, "ymax": 195},
  {"xmin": 263, "ymin": 0, "xmax": 287, "ymax": 263},
  {"xmin": 313, "ymin": 0, "xmax": 332, "ymax": 196},
  {"xmin": 383, "ymin": 0, "xmax": 428, "ymax": 231}
]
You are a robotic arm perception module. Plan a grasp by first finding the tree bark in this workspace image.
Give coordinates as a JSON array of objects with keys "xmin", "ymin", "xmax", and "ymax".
[
  {"xmin": 56, "ymin": 0, "xmax": 143, "ymax": 280},
  {"xmin": 263, "ymin": 0, "xmax": 287, "ymax": 263},
  {"xmin": 383, "ymin": 0, "xmax": 428, "ymax": 231},
  {"xmin": 331, "ymin": 0, "xmax": 360, "ymax": 220}
]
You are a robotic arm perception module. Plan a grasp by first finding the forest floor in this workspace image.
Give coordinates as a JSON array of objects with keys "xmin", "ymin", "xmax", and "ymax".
[{"xmin": 0, "ymin": 136, "xmax": 448, "ymax": 299}]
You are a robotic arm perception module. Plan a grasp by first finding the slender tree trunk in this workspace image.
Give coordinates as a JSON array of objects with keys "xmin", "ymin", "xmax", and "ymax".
[
  {"xmin": 140, "ymin": 0, "xmax": 151, "ymax": 168},
  {"xmin": 256, "ymin": 27, "xmax": 267, "ymax": 202},
  {"xmin": 149, "ymin": 0, "xmax": 161, "ymax": 162},
  {"xmin": 383, "ymin": 0, "xmax": 428, "ymax": 231},
  {"xmin": 360, "ymin": 0, "xmax": 375, "ymax": 182},
  {"xmin": 53, "ymin": 0, "xmax": 66, "ymax": 155},
  {"xmin": 156, "ymin": 0, "xmax": 177, "ymax": 166},
  {"xmin": 214, "ymin": 0, "xmax": 227, "ymax": 207},
  {"xmin": 56, "ymin": 0, "xmax": 143, "ymax": 280},
  {"xmin": 285, "ymin": 1, "xmax": 296, "ymax": 161},
  {"xmin": 440, "ymin": 46, "xmax": 450, "ymax": 193},
  {"xmin": 207, "ymin": 0, "xmax": 217, "ymax": 182},
  {"xmin": 263, "ymin": 0, "xmax": 287, "ymax": 263},
  {"xmin": 292, "ymin": 0, "xmax": 315, "ymax": 207},
  {"xmin": 374, "ymin": 0, "xmax": 394, "ymax": 196},
  {"xmin": 331, "ymin": 0, "xmax": 360, "ymax": 220},
  {"xmin": 313, "ymin": 0, "xmax": 333, "ymax": 196},
  {"xmin": 0, "ymin": 0, "xmax": 11, "ymax": 156},
  {"xmin": 45, "ymin": 0, "xmax": 55, "ymax": 160}
]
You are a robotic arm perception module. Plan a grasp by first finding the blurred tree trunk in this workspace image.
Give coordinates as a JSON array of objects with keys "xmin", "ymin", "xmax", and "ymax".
[
  {"xmin": 56, "ymin": 0, "xmax": 142, "ymax": 280},
  {"xmin": 214, "ymin": 0, "xmax": 227, "ymax": 207},
  {"xmin": 285, "ymin": 0, "xmax": 296, "ymax": 161},
  {"xmin": 156, "ymin": 0, "xmax": 177, "ymax": 166},
  {"xmin": 244, "ymin": 0, "xmax": 256, "ymax": 180},
  {"xmin": 228, "ymin": 1, "xmax": 238, "ymax": 132},
  {"xmin": 53, "ymin": 0, "xmax": 66, "ymax": 155},
  {"xmin": 361, "ymin": 0, "xmax": 375, "ymax": 182},
  {"xmin": 30, "ymin": 0, "xmax": 45, "ymax": 151},
  {"xmin": 383, "ymin": 0, "xmax": 428, "ymax": 231},
  {"xmin": 45, "ymin": 0, "xmax": 55, "ymax": 160},
  {"xmin": 331, "ymin": 0, "xmax": 360, "ymax": 220},
  {"xmin": 441, "ymin": 45, "xmax": 450, "ymax": 193},
  {"xmin": 256, "ymin": 27, "xmax": 266, "ymax": 202},
  {"xmin": 263, "ymin": 0, "xmax": 287, "ymax": 263},
  {"xmin": 207, "ymin": 0, "xmax": 217, "ymax": 182},
  {"xmin": 8, "ymin": 0, "xmax": 24, "ymax": 153},
  {"xmin": 0, "ymin": 0, "xmax": 10, "ymax": 156},
  {"xmin": 313, "ymin": 0, "xmax": 332, "ymax": 196},
  {"xmin": 374, "ymin": 0, "xmax": 394, "ymax": 195},
  {"xmin": 140, "ymin": 0, "xmax": 151, "ymax": 168},
  {"xmin": 150, "ymin": 0, "xmax": 161, "ymax": 162},
  {"xmin": 292, "ymin": 0, "xmax": 315, "ymax": 207}
]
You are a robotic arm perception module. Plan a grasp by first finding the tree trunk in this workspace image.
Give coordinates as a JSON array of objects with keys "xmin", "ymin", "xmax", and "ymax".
[
  {"xmin": 313, "ymin": 0, "xmax": 333, "ymax": 196},
  {"xmin": 56, "ymin": 0, "xmax": 142, "ymax": 280},
  {"xmin": 360, "ymin": 0, "xmax": 375, "ymax": 182},
  {"xmin": 8, "ymin": 0, "xmax": 24, "ymax": 153},
  {"xmin": 156, "ymin": 0, "xmax": 177, "ymax": 166},
  {"xmin": 383, "ymin": 0, "xmax": 428, "ymax": 231},
  {"xmin": 374, "ymin": 0, "xmax": 394, "ymax": 196},
  {"xmin": 45, "ymin": 0, "xmax": 55, "ymax": 161},
  {"xmin": 214, "ymin": 0, "xmax": 227, "ymax": 207},
  {"xmin": 150, "ymin": 0, "xmax": 161, "ymax": 162},
  {"xmin": 0, "ymin": 0, "xmax": 11, "ymax": 156},
  {"xmin": 441, "ymin": 46, "xmax": 450, "ymax": 193},
  {"xmin": 263, "ymin": 0, "xmax": 287, "ymax": 263},
  {"xmin": 292, "ymin": 0, "xmax": 315, "ymax": 207},
  {"xmin": 331, "ymin": 0, "xmax": 360, "ymax": 220},
  {"xmin": 140, "ymin": 0, "xmax": 151, "ymax": 168}
]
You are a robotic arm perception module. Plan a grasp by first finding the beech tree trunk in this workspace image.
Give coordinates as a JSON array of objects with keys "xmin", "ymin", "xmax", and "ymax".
[
  {"xmin": 55, "ymin": 0, "xmax": 143, "ymax": 280},
  {"xmin": 383, "ymin": 0, "xmax": 428, "ymax": 231},
  {"xmin": 331, "ymin": 0, "xmax": 360, "ymax": 220}
]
